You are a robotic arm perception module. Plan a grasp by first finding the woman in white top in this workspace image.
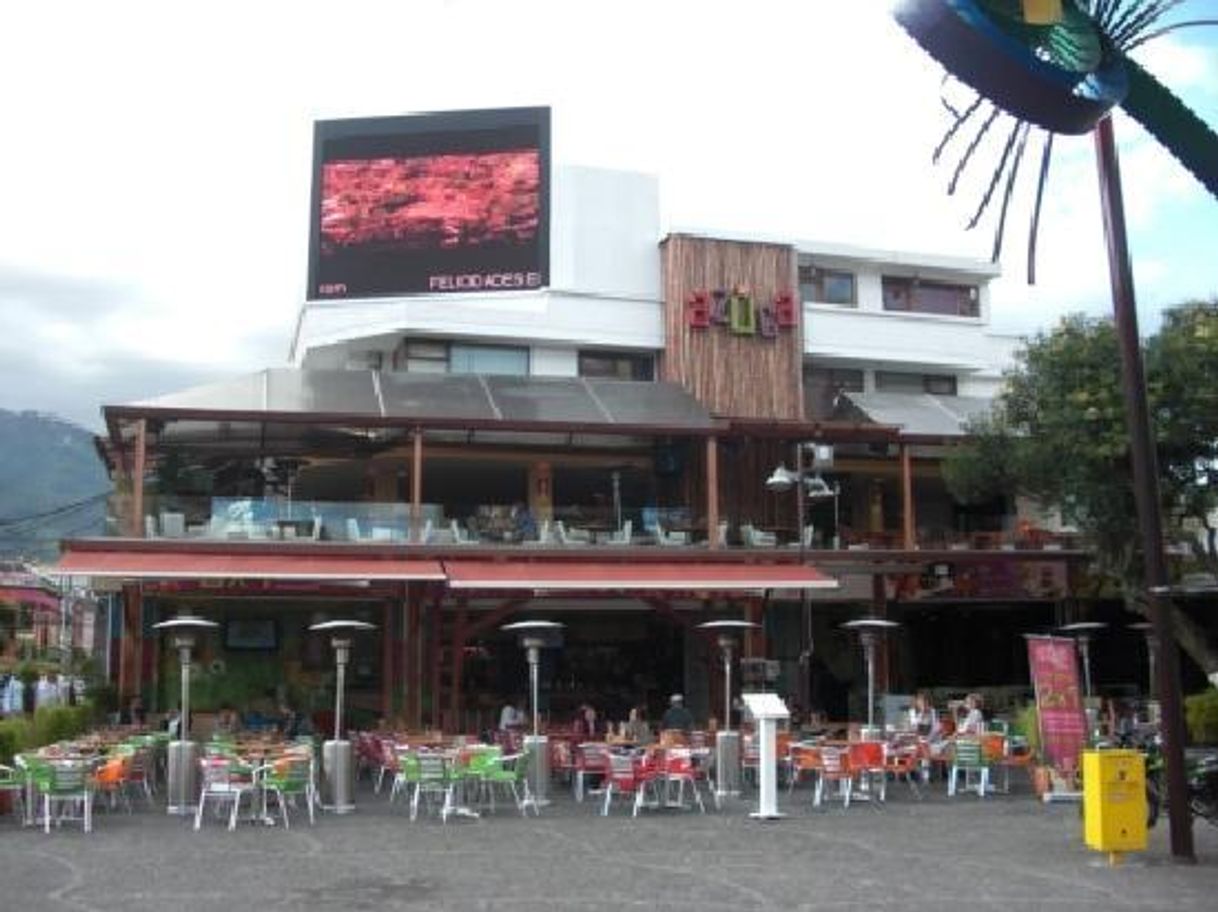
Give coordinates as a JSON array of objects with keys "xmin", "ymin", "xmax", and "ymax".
[
  {"xmin": 908, "ymin": 691, "xmax": 940, "ymax": 738},
  {"xmin": 957, "ymin": 693, "xmax": 986, "ymax": 735}
]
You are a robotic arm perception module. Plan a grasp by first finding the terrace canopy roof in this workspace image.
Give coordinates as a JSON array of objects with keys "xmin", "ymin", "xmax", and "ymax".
[
  {"xmin": 107, "ymin": 369, "xmax": 717, "ymax": 434},
  {"xmin": 839, "ymin": 391, "xmax": 993, "ymax": 440},
  {"xmin": 54, "ymin": 548, "xmax": 445, "ymax": 582},
  {"xmin": 444, "ymin": 560, "xmax": 837, "ymax": 592}
]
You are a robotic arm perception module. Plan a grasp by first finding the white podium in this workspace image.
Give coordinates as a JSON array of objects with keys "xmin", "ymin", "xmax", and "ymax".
[{"xmin": 743, "ymin": 692, "xmax": 790, "ymax": 820}]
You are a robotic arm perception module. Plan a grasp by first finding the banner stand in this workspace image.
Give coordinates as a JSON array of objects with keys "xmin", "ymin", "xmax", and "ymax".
[{"xmin": 1026, "ymin": 634, "xmax": 1088, "ymax": 803}]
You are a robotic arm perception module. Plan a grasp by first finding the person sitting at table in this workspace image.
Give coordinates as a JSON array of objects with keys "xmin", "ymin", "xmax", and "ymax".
[
  {"xmin": 624, "ymin": 705, "xmax": 653, "ymax": 745},
  {"xmin": 214, "ymin": 703, "xmax": 240, "ymax": 736},
  {"xmin": 956, "ymin": 693, "xmax": 986, "ymax": 735},
  {"xmin": 908, "ymin": 691, "xmax": 940, "ymax": 738},
  {"xmin": 660, "ymin": 693, "xmax": 695, "ymax": 733},
  {"xmin": 510, "ymin": 502, "xmax": 537, "ymax": 542},
  {"xmin": 164, "ymin": 708, "xmax": 181, "ymax": 739},
  {"xmin": 499, "ymin": 696, "xmax": 526, "ymax": 731},
  {"xmin": 573, "ymin": 703, "xmax": 603, "ymax": 740}
]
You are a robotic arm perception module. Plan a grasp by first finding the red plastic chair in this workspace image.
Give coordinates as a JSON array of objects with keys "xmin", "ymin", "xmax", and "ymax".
[
  {"xmin": 663, "ymin": 748, "xmax": 707, "ymax": 813},
  {"xmin": 814, "ymin": 746, "xmax": 854, "ymax": 808},
  {"xmin": 601, "ymin": 752, "xmax": 661, "ymax": 817},
  {"xmin": 849, "ymin": 741, "xmax": 888, "ymax": 803},
  {"xmin": 574, "ymin": 743, "xmax": 610, "ymax": 802}
]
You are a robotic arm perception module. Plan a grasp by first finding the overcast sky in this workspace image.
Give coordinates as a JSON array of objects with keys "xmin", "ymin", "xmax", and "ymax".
[{"xmin": 0, "ymin": 1, "xmax": 1215, "ymax": 430}]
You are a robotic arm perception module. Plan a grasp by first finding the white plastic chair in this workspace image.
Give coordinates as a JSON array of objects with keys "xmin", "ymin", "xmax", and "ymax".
[
  {"xmin": 160, "ymin": 512, "xmax": 186, "ymax": 538},
  {"xmin": 605, "ymin": 520, "xmax": 633, "ymax": 546},
  {"xmin": 451, "ymin": 519, "xmax": 479, "ymax": 545},
  {"xmin": 346, "ymin": 518, "xmax": 364, "ymax": 541},
  {"xmin": 654, "ymin": 523, "xmax": 689, "ymax": 546},
  {"xmin": 556, "ymin": 521, "xmax": 590, "ymax": 546}
]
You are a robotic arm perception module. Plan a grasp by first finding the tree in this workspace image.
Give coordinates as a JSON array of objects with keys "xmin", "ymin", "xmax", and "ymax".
[{"xmin": 943, "ymin": 301, "xmax": 1218, "ymax": 676}]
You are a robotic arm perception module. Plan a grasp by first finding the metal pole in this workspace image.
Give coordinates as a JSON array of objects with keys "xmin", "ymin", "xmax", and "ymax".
[
  {"xmin": 797, "ymin": 444, "xmax": 811, "ymax": 713},
  {"xmin": 1095, "ymin": 115, "xmax": 1193, "ymax": 861},
  {"xmin": 530, "ymin": 653, "xmax": 539, "ymax": 737},
  {"xmin": 334, "ymin": 654, "xmax": 344, "ymax": 741},
  {"xmin": 1079, "ymin": 637, "xmax": 1093, "ymax": 699},
  {"xmin": 865, "ymin": 637, "xmax": 875, "ymax": 729},
  {"xmin": 724, "ymin": 641, "xmax": 733, "ymax": 733},
  {"xmin": 180, "ymin": 646, "xmax": 191, "ymax": 742}
]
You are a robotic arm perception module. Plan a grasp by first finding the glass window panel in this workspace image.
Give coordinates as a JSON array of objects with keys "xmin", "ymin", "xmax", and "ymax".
[
  {"xmin": 875, "ymin": 371, "xmax": 926, "ymax": 394},
  {"xmin": 924, "ymin": 374, "xmax": 958, "ymax": 395},
  {"xmin": 821, "ymin": 271, "xmax": 856, "ymax": 305},
  {"xmin": 450, "ymin": 344, "xmax": 529, "ymax": 376}
]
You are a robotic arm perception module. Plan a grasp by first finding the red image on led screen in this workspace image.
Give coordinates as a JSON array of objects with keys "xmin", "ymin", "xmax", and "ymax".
[
  {"xmin": 308, "ymin": 108, "xmax": 550, "ymax": 300},
  {"xmin": 320, "ymin": 150, "xmax": 540, "ymax": 255}
]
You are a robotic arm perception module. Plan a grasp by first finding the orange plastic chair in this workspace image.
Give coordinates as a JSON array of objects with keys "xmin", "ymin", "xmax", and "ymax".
[{"xmin": 814, "ymin": 746, "xmax": 853, "ymax": 807}]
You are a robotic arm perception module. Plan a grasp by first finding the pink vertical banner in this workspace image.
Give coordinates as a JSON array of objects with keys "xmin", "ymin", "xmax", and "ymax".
[{"xmin": 1027, "ymin": 635, "xmax": 1086, "ymax": 775}]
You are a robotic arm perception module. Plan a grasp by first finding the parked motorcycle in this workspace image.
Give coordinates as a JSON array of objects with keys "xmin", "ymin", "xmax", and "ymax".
[{"xmin": 1114, "ymin": 730, "xmax": 1218, "ymax": 828}]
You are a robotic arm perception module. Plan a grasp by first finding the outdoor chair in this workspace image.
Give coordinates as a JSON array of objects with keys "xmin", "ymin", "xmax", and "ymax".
[
  {"xmin": 787, "ymin": 745, "xmax": 821, "ymax": 795},
  {"xmin": 160, "ymin": 511, "xmax": 186, "ymax": 538},
  {"xmin": 256, "ymin": 754, "xmax": 314, "ymax": 829},
  {"xmin": 522, "ymin": 519, "xmax": 554, "ymax": 546},
  {"xmin": 451, "ymin": 519, "xmax": 479, "ymax": 545},
  {"xmin": 482, "ymin": 752, "xmax": 539, "ymax": 817},
  {"xmin": 574, "ymin": 743, "xmax": 611, "ymax": 801},
  {"xmin": 885, "ymin": 741, "xmax": 923, "ymax": 799},
  {"xmin": 605, "ymin": 520, "xmax": 633, "ymax": 546},
  {"xmin": 786, "ymin": 524, "xmax": 815, "ymax": 549},
  {"xmin": 947, "ymin": 738, "xmax": 991, "ymax": 798},
  {"xmin": 389, "ymin": 750, "xmax": 421, "ymax": 805},
  {"xmin": 194, "ymin": 756, "xmax": 256, "ymax": 831},
  {"xmin": 556, "ymin": 521, "xmax": 591, "ymax": 546},
  {"xmin": 120, "ymin": 743, "xmax": 156, "ymax": 806},
  {"xmin": 653, "ymin": 523, "xmax": 689, "ymax": 546},
  {"xmin": 0, "ymin": 762, "xmax": 27, "ymax": 824},
  {"xmin": 601, "ymin": 752, "xmax": 661, "ymax": 817},
  {"xmin": 410, "ymin": 752, "xmax": 455, "ymax": 823},
  {"xmin": 374, "ymin": 737, "xmax": 399, "ymax": 794},
  {"xmin": 849, "ymin": 741, "xmax": 888, "ymax": 803},
  {"xmin": 93, "ymin": 754, "xmax": 132, "ymax": 814},
  {"xmin": 813, "ymin": 746, "xmax": 853, "ymax": 808},
  {"xmin": 36, "ymin": 759, "xmax": 93, "ymax": 834},
  {"xmin": 663, "ymin": 748, "xmax": 707, "ymax": 813},
  {"xmin": 741, "ymin": 523, "xmax": 777, "ymax": 548}
]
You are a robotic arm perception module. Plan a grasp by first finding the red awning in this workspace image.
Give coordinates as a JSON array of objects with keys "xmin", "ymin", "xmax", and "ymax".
[
  {"xmin": 443, "ymin": 560, "xmax": 837, "ymax": 592},
  {"xmin": 0, "ymin": 587, "xmax": 60, "ymax": 612},
  {"xmin": 54, "ymin": 550, "xmax": 445, "ymax": 582}
]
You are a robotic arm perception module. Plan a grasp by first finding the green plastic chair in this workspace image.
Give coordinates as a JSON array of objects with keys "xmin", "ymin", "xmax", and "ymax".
[
  {"xmin": 411, "ymin": 753, "xmax": 453, "ymax": 822},
  {"xmin": 948, "ymin": 738, "xmax": 991, "ymax": 798},
  {"xmin": 258, "ymin": 755, "xmax": 314, "ymax": 829},
  {"xmin": 390, "ymin": 751, "xmax": 421, "ymax": 806},
  {"xmin": 481, "ymin": 752, "xmax": 540, "ymax": 817},
  {"xmin": 36, "ymin": 760, "xmax": 93, "ymax": 833}
]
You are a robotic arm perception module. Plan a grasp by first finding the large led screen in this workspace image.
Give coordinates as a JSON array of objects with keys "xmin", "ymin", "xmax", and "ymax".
[{"xmin": 308, "ymin": 107, "xmax": 550, "ymax": 299}]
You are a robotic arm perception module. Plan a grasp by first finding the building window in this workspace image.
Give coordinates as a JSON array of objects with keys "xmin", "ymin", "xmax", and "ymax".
[
  {"xmin": 804, "ymin": 366, "xmax": 864, "ymax": 418},
  {"xmin": 449, "ymin": 344, "xmax": 529, "ymax": 376},
  {"xmin": 881, "ymin": 276, "xmax": 979, "ymax": 317},
  {"xmin": 391, "ymin": 340, "xmax": 529, "ymax": 376},
  {"xmin": 578, "ymin": 350, "xmax": 655, "ymax": 381},
  {"xmin": 875, "ymin": 371, "xmax": 958, "ymax": 395},
  {"xmin": 799, "ymin": 264, "xmax": 857, "ymax": 306}
]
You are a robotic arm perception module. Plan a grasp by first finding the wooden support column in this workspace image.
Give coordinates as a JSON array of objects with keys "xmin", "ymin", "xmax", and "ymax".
[
  {"xmin": 118, "ymin": 583, "xmax": 142, "ymax": 699},
  {"xmin": 901, "ymin": 443, "xmax": 916, "ymax": 550},
  {"xmin": 411, "ymin": 428, "xmax": 424, "ymax": 541},
  {"xmin": 705, "ymin": 436, "xmax": 720, "ymax": 549},
  {"xmin": 449, "ymin": 603, "xmax": 468, "ymax": 734},
  {"xmin": 131, "ymin": 419, "xmax": 147, "ymax": 538},
  {"xmin": 428, "ymin": 598, "xmax": 442, "ymax": 729},
  {"xmin": 404, "ymin": 584, "xmax": 422, "ymax": 730},
  {"xmin": 381, "ymin": 600, "xmax": 394, "ymax": 721}
]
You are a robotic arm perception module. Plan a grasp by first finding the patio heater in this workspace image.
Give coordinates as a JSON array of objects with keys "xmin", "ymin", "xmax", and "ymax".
[
  {"xmin": 1059, "ymin": 622, "xmax": 1107, "ymax": 700},
  {"xmin": 309, "ymin": 618, "xmax": 376, "ymax": 814},
  {"xmin": 502, "ymin": 620, "xmax": 564, "ymax": 806},
  {"xmin": 841, "ymin": 618, "xmax": 900, "ymax": 736},
  {"xmin": 696, "ymin": 619, "xmax": 757, "ymax": 802},
  {"xmin": 1128, "ymin": 622, "xmax": 1159, "ymax": 701},
  {"xmin": 151, "ymin": 616, "xmax": 218, "ymax": 816}
]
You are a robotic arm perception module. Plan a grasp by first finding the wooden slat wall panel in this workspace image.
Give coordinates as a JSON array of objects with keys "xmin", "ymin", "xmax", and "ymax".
[
  {"xmin": 660, "ymin": 235, "xmax": 802, "ymax": 420},
  {"xmin": 687, "ymin": 438, "xmax": 804, "ymax": 534}
]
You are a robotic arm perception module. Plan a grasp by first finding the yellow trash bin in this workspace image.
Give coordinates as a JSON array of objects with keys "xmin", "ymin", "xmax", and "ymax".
[{"xmin": 1083, "ymin": 749, "xmax": 1147, "ymax": 857}]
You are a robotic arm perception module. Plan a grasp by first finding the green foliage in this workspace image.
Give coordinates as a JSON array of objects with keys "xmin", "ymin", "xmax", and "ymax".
[
  {"xmin": 1011, "ymin": 703, "xmax": 1041, "ymax": 762},
  {"xmin": 1185, "ymin": 688, "xmax": 1218, "ymax": 745},
  {"xmin": 31, "ymin": 704, "xmax": 91, "ymax": 746},
  {"xmin": 163, "ymin": 654, "xmax": 283, "ymax": 713},
  {"xmin": 0, "ymin": 716, "xmax": 33, "ymax": 764}
]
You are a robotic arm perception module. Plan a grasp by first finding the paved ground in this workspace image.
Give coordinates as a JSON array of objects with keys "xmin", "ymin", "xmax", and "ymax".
[{"xmin": 3, "ymin": 776, "xmax": 1218, "ymax": 911}]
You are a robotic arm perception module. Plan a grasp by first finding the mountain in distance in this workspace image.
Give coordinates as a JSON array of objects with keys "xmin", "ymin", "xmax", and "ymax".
[{"xmin": 0, "ymin": 409, "xmax": 110, "ymax": 563}]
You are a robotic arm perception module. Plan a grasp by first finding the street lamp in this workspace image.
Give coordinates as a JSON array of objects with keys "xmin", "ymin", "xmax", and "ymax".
[
  {"xmin": 697, "ymin": 619, "xmax": 757, "ymax": 803},
  {"xmin": 502, "ymin": 620, "xmax": 564, "ymax": 806},
  {"xmin": 1059, "ymin": 621, "xmax": 1107, "ymax": 700},
  {"xmin": 151, "ymin": 615, "xmax": 218, "ymax": 816},
  {"xmin": 308, "ymin": 618, "xmax": 375, "ymax": 814},
  {"xmin": 767, "ymin": 443, "xmax": 838, "ymax": 714},
  {"xmin": 841, "ymin": 618, "xmax": 900, "ymax": 733}
]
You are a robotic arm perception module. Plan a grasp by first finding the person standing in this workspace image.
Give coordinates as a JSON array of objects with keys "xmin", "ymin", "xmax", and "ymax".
[{"xmin": 660, "ymin": 694, "xmax": 695, "ymax": 733}]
